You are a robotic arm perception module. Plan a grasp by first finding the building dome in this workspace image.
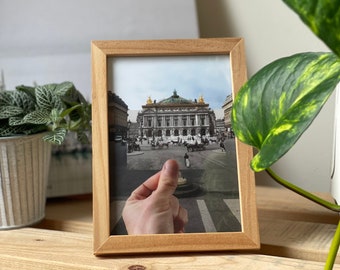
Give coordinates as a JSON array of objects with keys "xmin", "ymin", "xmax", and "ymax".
[{"xmin": 158, "ymin": 90, "xmax": 193, "ymax": 105}]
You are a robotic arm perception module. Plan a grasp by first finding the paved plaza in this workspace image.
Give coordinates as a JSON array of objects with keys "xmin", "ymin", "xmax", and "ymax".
[{"xmin": 109, "ymin": 139, "xmax": 241, "ymax": 234}]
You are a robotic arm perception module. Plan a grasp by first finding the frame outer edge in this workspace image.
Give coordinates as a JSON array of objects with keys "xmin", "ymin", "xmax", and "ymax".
[{"xmin": 91, "ymin": 41, "xmax": 111, "ymax": 253}]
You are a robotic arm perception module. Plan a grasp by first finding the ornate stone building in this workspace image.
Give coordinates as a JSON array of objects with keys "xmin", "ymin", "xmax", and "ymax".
[
  {"xmin": 108, "ymin": 92, "xmax": 128, "ymax": 139},
  {"xmin": 137, "ymin": 90, "xmax": 216, "ymax": 140},
  {"xmin": 222, "ymin": 94, "xmax": 233, "ymax": 131}
]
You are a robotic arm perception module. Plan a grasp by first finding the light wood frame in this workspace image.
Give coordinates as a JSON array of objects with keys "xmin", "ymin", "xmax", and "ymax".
[{"xmin": 92, "ymin": 38, "xmax": 260, "ymax": 255}]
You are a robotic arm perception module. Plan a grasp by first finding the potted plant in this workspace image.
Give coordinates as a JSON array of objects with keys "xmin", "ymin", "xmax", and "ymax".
[
  {"xmin": 231, "ymin": 1, "xmax": 340, "ymax": 269},
  {"xmin": 0, "ymin": 81, "xmax": 91, "ymax": 229}
]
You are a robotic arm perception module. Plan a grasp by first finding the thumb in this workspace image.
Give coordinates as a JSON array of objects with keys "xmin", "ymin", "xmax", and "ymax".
[{"xmin": 156, "ymin": 159, "xmax": 179, "ymax": 196}]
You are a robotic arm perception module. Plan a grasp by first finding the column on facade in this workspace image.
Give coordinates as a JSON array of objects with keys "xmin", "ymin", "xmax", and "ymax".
[
  {"xmin": 160, "ymin": 113, "xmax": 166, "ymax": 138},
  {"xmin": 205, "ymin": 113, "xmax": 210, "ymax": 136}
]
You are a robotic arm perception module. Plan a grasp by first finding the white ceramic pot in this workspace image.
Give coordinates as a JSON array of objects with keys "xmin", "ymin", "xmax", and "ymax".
[{"xmin": 0, "ymin": 133, "xmax": 51, "ymax": 229}]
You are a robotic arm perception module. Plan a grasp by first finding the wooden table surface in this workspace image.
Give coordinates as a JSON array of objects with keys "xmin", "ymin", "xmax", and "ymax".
[{"xmin": 0, "ymin": 186, "xmax": 339, "ymax": 269}]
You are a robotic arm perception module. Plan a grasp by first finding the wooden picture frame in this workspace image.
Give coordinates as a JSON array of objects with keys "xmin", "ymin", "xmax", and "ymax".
[{"xmin": 92, "ymin": 38, "xmax": 260, "ymax": 255}]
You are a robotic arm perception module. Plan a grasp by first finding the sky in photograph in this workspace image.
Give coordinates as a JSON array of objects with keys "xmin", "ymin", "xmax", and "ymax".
[{"xmin": 108, "ymin": 55, "xmax": 232, "ymax": 113}]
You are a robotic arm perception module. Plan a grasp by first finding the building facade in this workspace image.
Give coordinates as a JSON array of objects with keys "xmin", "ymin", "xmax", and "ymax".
[
  {"xmin": 222, "ymin": 94, "xmax": 234, "ymax": 138},
  {"xmin": 137, "ymin": 90, "xmax": 216, "ymax": 140},
  {"xmin": 108, "ymin": 92, "xmax": 128, "ymax": 139},
  {"xmin": 222, "ymin": 94, "xmax": 233, "ymax": 131}
]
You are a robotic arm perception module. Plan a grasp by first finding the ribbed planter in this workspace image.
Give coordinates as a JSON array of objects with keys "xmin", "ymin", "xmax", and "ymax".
[{"xmin": 0, "ymin": 133, "xmax": 51, "ymax": 229}]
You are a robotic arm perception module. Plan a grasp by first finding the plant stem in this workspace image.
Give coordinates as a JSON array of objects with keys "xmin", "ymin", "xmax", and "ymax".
[
  {"xmin": 325, "ymin": 219, "xmax": 340, "ymax": 270},
  {"xmin": 266, "ymin": 168, "xmax": 340, "ymax": 269},
  {"xmin": 265, "ymin": 168, "xmax": 340, "ymax": 212}
]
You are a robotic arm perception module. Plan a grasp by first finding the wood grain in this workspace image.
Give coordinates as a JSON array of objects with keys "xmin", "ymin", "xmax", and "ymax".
[
  {"xmin": 0, "ymin": 228, "xmax": 337, "ymax": 269},
  {"xmin": 0, "ymin": 186, "xmax": 339, "ymax": 268},
  {"xmin": 91, "ymin": 38, "xmax": 259, "ymax": 255},
  {"xmin": 256, "ymin": 186, "xmax": 338, "ymax": 224}
]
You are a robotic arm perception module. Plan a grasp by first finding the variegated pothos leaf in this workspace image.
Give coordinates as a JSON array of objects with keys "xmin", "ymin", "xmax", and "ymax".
[
  {"xmin": 231, "ymin": 52, "xmax": 340, "ymax": 172},
  {"xmin": 283, "ymin": 0, "xmax": 340, "ymax": 57}
]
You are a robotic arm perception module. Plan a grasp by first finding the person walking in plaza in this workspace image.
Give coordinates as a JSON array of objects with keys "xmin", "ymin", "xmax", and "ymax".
[
  {"xmin": 184, "ymin": 152, "xmax": 190, "ymax": 168},
  {"xmin": 220, "ymin": 141, "xmax": 226, "ymax": 152}
]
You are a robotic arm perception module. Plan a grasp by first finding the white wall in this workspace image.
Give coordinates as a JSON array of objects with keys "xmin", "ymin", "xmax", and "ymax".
[
  {"xmin": 1, "ymin": 0, "xmax": 335, "ymax": 192},
  {"xmin": 197, "ymin": 0, "xmax": 335, "ymax": 192},
  {"xmin": 0, "ymin": 0, "xmax": 199, "ymax": 99},
  {"xmin": 0, "ymin": 0, "xmax": 199, "ymax": 197}
]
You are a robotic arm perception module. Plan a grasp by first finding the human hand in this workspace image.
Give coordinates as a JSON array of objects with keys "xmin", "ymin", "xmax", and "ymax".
[{"xmin": 122, "ymin": 159, "xmax": 188, "ymax": 234}]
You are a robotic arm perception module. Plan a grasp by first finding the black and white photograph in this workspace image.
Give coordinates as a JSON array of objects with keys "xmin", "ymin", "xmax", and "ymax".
[{"xmin": 107, "ymin": 55, "xmax": 240, "ymax": 234}]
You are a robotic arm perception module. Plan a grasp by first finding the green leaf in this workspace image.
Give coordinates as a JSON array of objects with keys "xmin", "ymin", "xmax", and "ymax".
[
  {"xmin": 283, "ymin": 0, "xmax": 340, "ymax": 57},
  {"xmin": 0, "ymin": 91, "xmax": 13, "ymax": 105},
  {"xmin": 54, "ymin": 81, "xmax": 75, "ymax": 97},
  {"xmin": 12, "ymin": 91, "xmax": 35, "ymax": 111},
  {"xmin": 8, "ymin": 116, "xmax": 25, "ymax": 126},
  {"xmin": 35, "ymin": 85, "xmax": 55, "ymax": 111},
  {"xmin": 0, "ymin": 106, "xmax": 23, "ymax": 119},
  {"xmin": 43, "ymin": 128, "xmax": 67, "ymax": 145},
  {"xmin": 15, "ymin": 85, "xmax": 36, "ymax": 100},
  {"xmin": 59, "ymin": 104, "xmax": 82, "ymax": 118},
  {"xmin": 54, "ymin": 81, "xmax": 85, "ymax": 107},
  {"xmin": 0, "ymin": 81, "xmax": 91, "ymax": 143},
  {"xmin": 76, "ymin": 130, "xmax": 90, "ymax": 144},
  {"xmin": 22, "ymin": 125, "xmax": 47, "ymax": 135},
  {"xmin": 231, "ymin": 52, "xmax": 340, "ymax": 172},
  {"xmin": 0, "ymin": 90, "xmax": 35, "ymax": 112},
  {"xmin": 35, "ymin": 84, "xmax": 64, "ymax": 111},
  {"xmin": 22, "ymin": 110, "xmax": 50, "ymax": 124},
  {"xmin": 0, "ymin": 125, "xmax": 25, "ymax": 136}
]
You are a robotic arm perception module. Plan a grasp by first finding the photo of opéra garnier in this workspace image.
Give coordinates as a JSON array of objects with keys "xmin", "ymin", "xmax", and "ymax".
[{"xmin": 108, "ymin": 90, "xmax": 240, "ymax": 234}]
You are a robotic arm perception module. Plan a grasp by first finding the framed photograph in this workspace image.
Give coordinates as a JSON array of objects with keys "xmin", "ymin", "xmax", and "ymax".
[{"xmin": 92, "ymin": 38, "xmax": 259, "ymax": 255}]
